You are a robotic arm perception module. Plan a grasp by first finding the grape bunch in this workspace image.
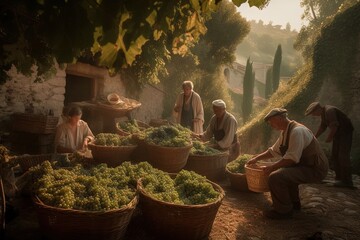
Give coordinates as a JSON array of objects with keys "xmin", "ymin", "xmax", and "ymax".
[
  {"xmin": 144, "ymin": 125, "xmax": 192, "ymax": 147},
  {"xmin": 0, "ymin": 145, "xmax": 11, "ymax": 164},
  {"xmin": 94, "ymin": 133, "xmax": 134, "ymax": 146},
  {"xmin": 190, "ymin": 141, "xmax": 221, "ymax": 156},
  {"xmin": 226, "ymin": 154, "xmax": 253, "ymax": 173},
  {"xmin": 30, "ymin": 161, "xmax": 136, "ymax": 211},
  {"xmin": 141, "ymin": 169, "xmax": 220, "ymax": 205},
  {"xmin": 117, "ymin": 120, "xmax": 142, "ymax": 134}
]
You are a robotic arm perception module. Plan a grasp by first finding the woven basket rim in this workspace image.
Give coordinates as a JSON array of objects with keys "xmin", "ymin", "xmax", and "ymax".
[
  {"xmin": 15, "ymin": 153, "xmax": 54, "ymax": 159},
  {"xmin": 189, "ymin": 151, "xmax": 229, "ymax": 157},
  {"xmin": 245, "ymin": 162, "xmax": 275, "ymax": 172},
  {"xmin": 33, "ymin": 193, "xmax": 138, "ymax": 214},
  {"xmin": 88, "ymin": 143, "xmax": 137, "ymax": 149},
  {"xmin": 145, "ymin": 142, "xmax": 193, "ymax": 149},
  {"xmin": 225, "ymin": 167, "xmax": 245, "ymax": 176},
  {"xmin": 137, "ymin": 175, "xmax": 225, "ymax": 208}
]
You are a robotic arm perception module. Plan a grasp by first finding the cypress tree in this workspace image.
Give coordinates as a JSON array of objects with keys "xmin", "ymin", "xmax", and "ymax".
[
  {"xmin": 272, "ymin": 44, "xmax": 282, "ymax": 92},
  {"xmin": 242, "ymin": 57, "xmax": 254, "ymax": 123},
  {"xmin": 265, "ymin": 67, "xmax": 273, "ymax": 99}
]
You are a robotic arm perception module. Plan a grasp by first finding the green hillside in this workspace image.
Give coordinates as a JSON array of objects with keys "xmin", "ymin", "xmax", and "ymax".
[{"xmin": 236, "ymin": 20, "xmax": 303, "ymax": 77}]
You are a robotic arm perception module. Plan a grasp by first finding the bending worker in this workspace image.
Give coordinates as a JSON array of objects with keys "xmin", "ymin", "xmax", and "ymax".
[
  {"xmin": 197, "ymin": 99, "xmax": 240, "ymax": 161},
  {"xmin": 305, "ymin": 102, "xmax": 354, "ymax": 188},
  {"xmin": 247, "ymin": 108, "xmax": 328, "ymax": 219}
]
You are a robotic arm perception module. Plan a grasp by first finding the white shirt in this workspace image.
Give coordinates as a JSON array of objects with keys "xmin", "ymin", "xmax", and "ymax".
[
  {"xmin": 202, "ymin": 111, "xmax": 238, "ymax": 149},
  {"xmin": 54, "ymin": 120, "xmax": 94, "ymax": 152},
  {"xmin": 269, "ymin": 123, "xmax": 314, "ymax": 163}
]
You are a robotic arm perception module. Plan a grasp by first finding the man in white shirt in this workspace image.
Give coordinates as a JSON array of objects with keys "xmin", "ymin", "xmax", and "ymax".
[
  {"xmin": 198, "ymin": 99, "xmax": 239, "ymax": 161},
  {"xmin": 247, "ymin": 108, "xmax": 328, "ymax": 219}
]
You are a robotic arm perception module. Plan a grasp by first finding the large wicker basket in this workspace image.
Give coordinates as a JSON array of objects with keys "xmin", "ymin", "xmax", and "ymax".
[
  {"xmin": 137, "ymin": 177, "xmax": 224, "ymax": 240},
  {"xmin": 11, "ymin": 113, "xmax": 59, "ymax": 134},
  {"xmin": 0, "ymin": 176, "xmax": 5, "ymax": 232},
  {"xmin": 184, "ymin": 152, "xmax": 229, "ymax": 181},
  {"xmin": 225, "ymin": 167, "xmax": 249, "ymax": 192},
  {"xmin": 144, "ymin": 143, "xmax": 192, "ymax": 173},
  {"xmin": 33, "ymin": 195, "xmax": 138, "ymax": 240},
  {"xmin": 15, "ymin": 154, "xmax": 53, "ymax": 172},
  {"xmin": 245, "ymin": 162, "xmax": 275, "ymax": 192},
  {"xmin": 115, "ymin": 120, "xmax": 150, "ymax": 136},
  {"xmin": 88, "ymin": 143, "xmax": 136, "ymax": 167}
]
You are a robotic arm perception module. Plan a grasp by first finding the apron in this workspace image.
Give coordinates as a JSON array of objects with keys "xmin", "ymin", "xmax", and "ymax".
[
  {"xmin": 280, "ymin": 121, "xmax": 328, "ymax": 176},
  {"xmin": 180, "ymin": 93, "xmax": 194, "ymax": 131},
  {"xmin": 213, "ymin": 120, "xmax": 240, "ymax": 162}
]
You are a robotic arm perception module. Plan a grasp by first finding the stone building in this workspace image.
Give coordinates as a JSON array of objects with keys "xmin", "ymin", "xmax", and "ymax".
[{"xmin": 0, "ymin": 62, "xmax": 165, "ymax": 153}]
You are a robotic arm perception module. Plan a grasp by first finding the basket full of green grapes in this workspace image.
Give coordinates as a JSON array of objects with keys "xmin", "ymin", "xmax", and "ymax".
[
  {"xmin": 116, "ymin": 119, "xmax": 150, "ymax": 136},
  {"xmin": 143, "ymin": 125, "xmax": 192, "ymax": 173},
  {"xmin": 225, "ymin": 154, "xmax": 252, "ymax": 191},
  {"xmin": 30, "ymin": 161, "xmax": 140, "ymax": 240},
  {"xmin": 184, "ymin": 141, "xmax": 229, "ymax": 181},
  {"xmin": 88, "ymin": 133, "xmax": 137, "ymax": 167},
  {"xmin": 137, "ymin": 170, "xmax": 225, "ymax": 240}
]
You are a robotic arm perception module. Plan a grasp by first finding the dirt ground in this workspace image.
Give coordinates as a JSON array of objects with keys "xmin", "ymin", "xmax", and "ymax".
[{"xmin": 3, "ymin": 171, "xmax": 360, "ymax": 240}]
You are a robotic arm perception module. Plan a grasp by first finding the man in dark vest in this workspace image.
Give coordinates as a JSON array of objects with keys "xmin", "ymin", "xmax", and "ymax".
[
  {"xmin": 197, "ymin": 99, "xmax": 240, "ymax": 161},
  {"xmin": 305, "ymin": 102, "xmax": 354, "ymax": 188},
  {"xmin": 247, "ymin": 108, "xmax": 328, "ymax": 219}
]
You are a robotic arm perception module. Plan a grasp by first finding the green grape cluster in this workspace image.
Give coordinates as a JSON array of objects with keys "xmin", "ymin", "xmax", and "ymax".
[
  {"xmin": 142, "ymin": 169, "xmax": 220, "ymax": 205},
  {"xmin": 30, "ymin": 161, "xmax": 136, "ymax": 211},
  {"xmin": 0, "ymin": 145, "xmax": 10, "ymax": 164},
  {"xmin": 226, "ymin": 154, "xmax": 253, "ymax": 173},
  {"xmin": 190, "ymin": 141, "xmax": 221, "ymax": 156},
  {"xmin": 94, "ymin": 133, "xmax": 134, "ymax": 146},
  {"xmin": 117, "ymin": 120, "xmax": 142, "ymax": 134},
  {"xmin": 144, "ymin": 125, "xmax": 192, "ymax": 147},
  {"xmin": 174, "ymin": 170, "xmax": 219, "ymax": 204}
]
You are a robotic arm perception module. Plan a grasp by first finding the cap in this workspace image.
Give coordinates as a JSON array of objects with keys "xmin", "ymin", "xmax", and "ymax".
[
  {"xmin": 212, "ymin": 99, "xmax": 226, "ymax": 108},
  {"xmin": 305, "ymin": 102, "xmax": 320, "ymax": 116},
  {"xmin": 264, "ymin": 108, "xmax": 287, "ymax": 121}
]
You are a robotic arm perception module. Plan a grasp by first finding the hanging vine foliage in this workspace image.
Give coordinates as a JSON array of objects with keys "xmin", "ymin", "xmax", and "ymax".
[{"xmin": 0, "ymin": 0, "xmax": 269, "ymax": 84}]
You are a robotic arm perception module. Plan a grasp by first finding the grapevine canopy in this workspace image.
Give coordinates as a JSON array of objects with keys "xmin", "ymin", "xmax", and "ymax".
[{"xmin": 0, "ymin": 0, "xmax": 269, "ymax": 83}]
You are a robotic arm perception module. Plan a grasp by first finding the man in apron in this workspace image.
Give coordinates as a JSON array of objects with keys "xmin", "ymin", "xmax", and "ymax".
[
  {"xmin": 247, "ymin": 108, "xmax": 328, "ymax": 219},
  {"xmin": 305, "ymin": 102, "xmax": 354, "ymax": 188},
  {"xmin": 173, "ymin": 81, "xmax": 204, "ymax": 134},
  {"xmin": 199, "ymin": 99, "xmax": 240, "ymax": 161}
]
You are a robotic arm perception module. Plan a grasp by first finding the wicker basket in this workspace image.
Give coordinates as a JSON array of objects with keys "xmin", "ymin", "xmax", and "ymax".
[
  {"xmin": 144, "ymin": 143, "xmax": 192, "ymax": 173},
  {"xmin": 88, "ymin": 143, "xmax": 136, "ymax": 167},
  {"xmin": 0, "ymin": 176, "xmax": 5, "ymax": 232},
  {"xmin": 15, "ymin": 154, "xmax": 53, "ymax": 172},
  {"xmin": 11, "ymin": 113, "xmax": 59, "ymax": 134},
  {"xmin": 184, "ymin": 152, "xmax": 229, "ymax": 181},
  {"xmin": 245, "ymin": 162, "xmax": 275, "ymax": 192},
  {"xmin": 225, "ymin": 167, "xmax": 249, "ymax": 192},
  {"xmin": 137, "ymin": 177, "xmax": 224, "ymax": 240},
  {"xmin": 116, "ymin": 120, "xmax": 150, "ymax": 136},
  {"xmin": 130, "ymin": 138, "xmax": 147, "ymax": 164},
  {"xmin": 33, "ymin": 195, "xmax": 138, "ymax": 240}
]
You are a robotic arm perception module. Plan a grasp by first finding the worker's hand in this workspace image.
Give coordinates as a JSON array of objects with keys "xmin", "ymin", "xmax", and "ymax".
[
  {"xmin": 247, "ymin": 157, "xmax": 258, "ymax": 165},
  {"xmin": 262, "ymin": 165, "xmax": 275, "ymax": 175},
  {"xmin": 82, "ymin": 136, "xmax": 93, "ymax": 149},
  {"xmin": 174, "ymin": 105, "xmax": 181, "ymax": 112},
  {"xmin": 191, "ymin": 132, "xmax": 202, "ymax": 140}
]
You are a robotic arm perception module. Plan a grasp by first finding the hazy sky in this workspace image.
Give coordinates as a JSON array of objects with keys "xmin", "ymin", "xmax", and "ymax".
[{"xmin": 237, "ymin": 0, "xmax": 306, "ymax": 31}]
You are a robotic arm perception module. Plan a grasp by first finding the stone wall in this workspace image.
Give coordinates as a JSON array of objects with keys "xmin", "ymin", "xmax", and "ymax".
[
  {"xmin": 0, "ymin": 62, "xmax": 165, "ymax": 133},
  {"xmin": 0, "ymin": 64, "xmax": 66, "ymax": 130}
]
